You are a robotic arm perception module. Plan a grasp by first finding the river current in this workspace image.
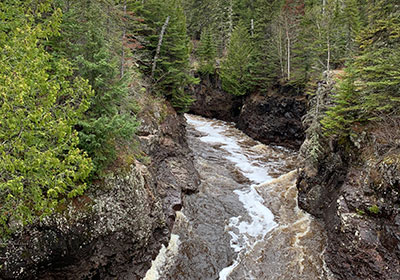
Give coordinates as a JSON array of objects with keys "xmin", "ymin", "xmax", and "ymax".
[{"xmin": 144, "ymin": 114, "xmax": 331, "ymax": 280}]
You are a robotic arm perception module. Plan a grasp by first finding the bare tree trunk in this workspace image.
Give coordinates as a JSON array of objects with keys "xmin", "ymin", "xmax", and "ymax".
[
  {"xmin": 278, "ymin": 25, "xmax": 284, "ymax": 78},
  {"xmin": 251, "ymin": 19, "xmax": 254, "ymax": 36},
  {"xmin": 227, "ymin": 0, "xmax": 233, "ymax": 44},
  {"xmin": 327, "ymin": 33, "xmax": 331, "ymax": 72},
  {"xmin": 322, "ymin": 0, "xmax": 326, "ymax": 15},
  {"xmin": 287, "ymin": 33, "xmax": 291, "ymax": 80},
  {"xmin": 285, "ymin": 16, "xmax": 291, "ymax": 80},
  {"xmin": 120, "ymin": 0, "xmax": 127, "ymax": 78},
  {"xmin": 151, "ymin": 16, "xmax": 170, "ymax": 79}
]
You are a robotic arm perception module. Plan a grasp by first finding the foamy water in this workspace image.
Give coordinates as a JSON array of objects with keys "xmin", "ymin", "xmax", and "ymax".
[
  {"xmin": 185, "ymin": 115, "xmax": 279, "ymax": 279},
  {"xmin": 143, "ymin": 234, "xmax": 181, "ymax": 280},
  {"xmin": 143, "ymin": 115, "xmax": 327, "ymax": 280}
]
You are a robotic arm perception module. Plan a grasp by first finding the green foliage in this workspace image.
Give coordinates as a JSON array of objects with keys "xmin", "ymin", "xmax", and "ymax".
[
  {"xmin": 140, "ymin": 0, "xmax": 198, "ymax": 112},
  {"xmin": 182, "ymin": 0, "xmax": 215, "ymax": 38},
  {"xmin": 356, "ymin": 208, "xmax": 366, "ymax": 216},
  {"xmin": 52, "ymin": 0, "xmax": 139, "ymax": 175},
  {"xmin": 322, "ymin": 1, "xmax": 400, "ymax": 136},
  {"xmin": 0, "ymin": 1, "xmax": 92, "ymax": 237},
  {"xmin": 249, "ymin": 0, "xmax": 282, "ymax": 91},
  {"xmin": 197, "ymin": 28, "xmax": 217, "ymax": 75},
  {"xmin": 368, "ymin": 205, "xmax": 380, "ymax": 214},
  {"xmin": 220, "ymin": 22, "xmax": 254, "ymax": 96},
  {"xmin": 321, "ymin": 65, "xmax": 362, "ymax": 135}
]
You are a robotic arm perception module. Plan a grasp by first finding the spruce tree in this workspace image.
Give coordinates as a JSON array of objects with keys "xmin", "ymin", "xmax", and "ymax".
[
  {"xmin": 322, "ymin": 0, "xmax": 400, "ymax": 136},
  {"xmin": 220, "ymin": 21, "xmax": 254, "ymax": 96},
  {"xmin": 197, "ymin": 28, "xmax": 217, "ymax": 75},
  {"xmin": 141, "ymin": 0, "xmax": 197, "ymax": 112},
  {"xmin": 52, "ymin": 0, "xmax": 138, "ymax": 175},
  {"xmin": 250, "ymin": 0, "xmax": 283, "ymax": 91},
  {"xmin": 183, "ymin": 0, "xmax": 214, "ymax": 38}
]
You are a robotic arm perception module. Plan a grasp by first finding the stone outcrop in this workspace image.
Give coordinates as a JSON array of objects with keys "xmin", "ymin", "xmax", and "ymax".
[
  {"xmin": 188, "ymin": 74, "xmax": 243, "ymax": 123},
  {"xmin": 297, "ymin": 72, "xmax": 400, "ymax": 280},
  {"xmin": 189, "ymin": 76, "xmax": 307, "ymax": 149},
  {"xmin": 0, "ymin": 97, "xmax": 199, "ymax": 280},
  {"xmin": 237, "ymin": 86, "xmax": 306, "ymax": 149}
]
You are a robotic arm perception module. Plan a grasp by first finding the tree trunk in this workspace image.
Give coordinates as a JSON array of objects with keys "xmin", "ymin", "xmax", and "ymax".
[
  {"xmin": 227, "ymin": 0, "xmax": 233, "ymax": 44},
  {"xmin": 285, "ymin": 16, "xmax": 291, "ymax": 80},
  {"xmin": 151, "ymin": 16, "xmax": 170, "ymax": 79},
  {"xmin": 327, "ymin": 33, "xmax": 330, "ymax": 72},
  {"xmin": 278, "ymin": 25, "xmax": 284, "ymax": 78},
  {"xmin": 120, "ymin": 0, "xmax": 127, "ymax": 78}
]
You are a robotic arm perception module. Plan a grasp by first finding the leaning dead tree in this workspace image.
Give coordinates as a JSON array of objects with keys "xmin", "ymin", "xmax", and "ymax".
[{"xmin": 151, "ymin": 16, "xmax": 170, "ymax": 79}]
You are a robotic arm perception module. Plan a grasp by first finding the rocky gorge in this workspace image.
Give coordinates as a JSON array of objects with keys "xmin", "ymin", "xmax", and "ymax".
[
  {"xmin": 189, "ymin": 71, "xmax": 400, "ymax": 279},
  {"xmin": 1, "ymin": 71, "xmax": 399, "ymax": 280}
]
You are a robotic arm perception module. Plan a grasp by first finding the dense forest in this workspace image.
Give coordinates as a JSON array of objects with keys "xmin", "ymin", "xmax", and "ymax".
[{"xmin": 1, "ymin": 0, "xmax": 399, "ymax": 247}]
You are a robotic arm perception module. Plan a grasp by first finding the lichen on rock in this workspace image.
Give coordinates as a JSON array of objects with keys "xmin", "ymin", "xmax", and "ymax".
[{"xmin": 0, "ymin": 97, "xmax": 200, "ymax": 280}]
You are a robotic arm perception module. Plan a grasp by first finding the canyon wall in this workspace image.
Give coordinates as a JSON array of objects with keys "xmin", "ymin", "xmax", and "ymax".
[
  {"xmin": 297, "ymin": 73, "xmax": 400, "ymax": 279},
  {"xmin": 0, "ymin": 97, "xmax": 199, "ymax": 280},
  {"xmin": 189, "ymin": 74, "xmax": 307, "ymax": 149}
]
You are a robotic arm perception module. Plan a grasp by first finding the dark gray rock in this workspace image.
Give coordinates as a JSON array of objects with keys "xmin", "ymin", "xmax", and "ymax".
[
  {"xmin": 237, "ymin": 88, "xmax": 307, "ymax": 149},
  {"xmin": 188, "ymin": 74, "xmax": 243, "ymax": 123},
  {"xmin": 189, "ymin": 75, "xmax": 307, "ymax": 149}
]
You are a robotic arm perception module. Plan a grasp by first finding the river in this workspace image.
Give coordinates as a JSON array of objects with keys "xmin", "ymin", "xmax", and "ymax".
[{"xmin": 144, "ymin": 114, "xmax": 331, "ymax": 280}]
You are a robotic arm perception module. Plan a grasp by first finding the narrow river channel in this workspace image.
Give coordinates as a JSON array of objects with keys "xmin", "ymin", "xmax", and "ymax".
[{"xmin": 144, "ymin": 114, "xmax": 331, "ymax": 280}]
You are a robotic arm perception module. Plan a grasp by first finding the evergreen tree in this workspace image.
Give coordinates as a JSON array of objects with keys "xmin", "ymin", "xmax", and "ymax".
[
  {"xmin": 0, "ymin": 0, "xmax": 92, "ymax": 236},
  {"xmin": 183, "ymin": 0, "xmax": 214, "ymax": 38},
  {"xmin": 322, "ymin": 0, "xmax": 400, "ymax": 136},
  {"xmin": 53, "ymin": 0, "xmax": 138, "ymax": 175},
  {"xmin": 250, "ymin": 0, "xmax": 284, "ymax": 91},
  {"xmin": 341, "ymin": 0, "xmax": 363, "ymax": 57},
  {"xmin": 197, "ymin": 28, "xmax": 217, "ymax": 75},
  {"xmin": 220, "ymin": 22, "xmax": 254, "ymax": 96},
  {"xmin": 140, "ymin": 0, "xmax": 197, "ymax": 112}
]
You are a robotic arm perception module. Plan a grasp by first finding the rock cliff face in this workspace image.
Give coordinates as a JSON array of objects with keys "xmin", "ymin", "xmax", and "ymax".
[
  {"xmin": 189, "ymin": 76, "xmax": 307, "ymax": 149},
  {"xmin": 188, "ymin": 74, "xmax": 243, "ymax": 123},
  {"xmin": 0, "ymin": 97, "xmax": 199, "ymax": 280},
  {"xmin": 237, "ymin": 86, "xmax": 306, "ymax": 149},
  {"xmin": 297, "ymin": 73, "xmax": 400, "ymax": 280}
]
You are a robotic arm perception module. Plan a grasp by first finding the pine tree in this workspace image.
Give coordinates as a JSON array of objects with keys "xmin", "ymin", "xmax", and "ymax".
[
  {"xmin": 220, "ymin": 21, "xmax": 254, "ymax": 96},
  {"xmin": 0, "ymin": 0, "xmax": 92, "ymax": 236}
]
